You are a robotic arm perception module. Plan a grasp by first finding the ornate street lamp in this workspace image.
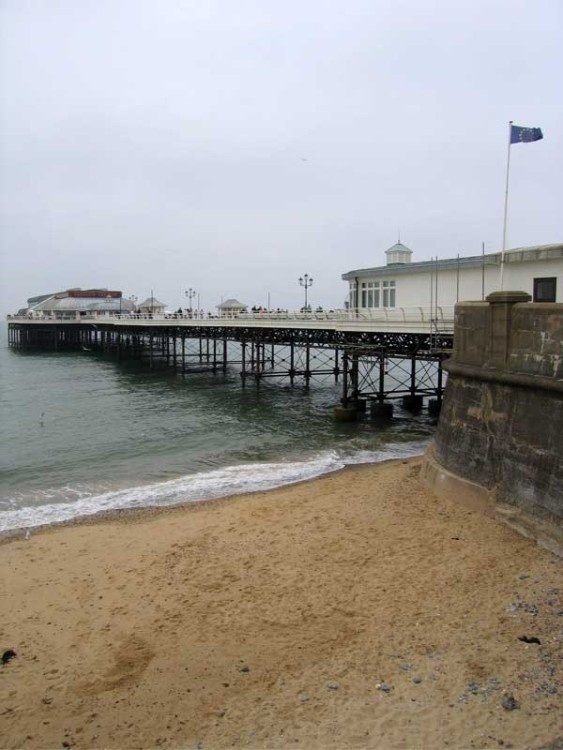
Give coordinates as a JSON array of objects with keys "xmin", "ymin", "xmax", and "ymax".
[
  {"xmin": 298, "ymin": 274, "xmax": 313, "ymax": 311},
  {"xmin": 185, "ymin": 288, "xmax": 196, "ymax": 312}
]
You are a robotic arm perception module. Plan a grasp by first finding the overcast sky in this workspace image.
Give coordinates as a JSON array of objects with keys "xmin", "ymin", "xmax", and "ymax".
[{"xmin": 1, "ymin": 0, "xmax": 561, "ymax": 314}]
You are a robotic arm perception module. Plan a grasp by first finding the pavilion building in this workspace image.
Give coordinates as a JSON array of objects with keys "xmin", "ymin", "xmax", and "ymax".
[
  {"xmin": 342, "ymin": 242, "xmax": 562, "ymax": 311},
  {"xmin": 21, "ymin": 288, "xmax": 135, "ymax": 317}
]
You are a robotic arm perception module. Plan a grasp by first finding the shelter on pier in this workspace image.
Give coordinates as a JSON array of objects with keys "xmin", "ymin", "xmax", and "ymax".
[
  {"xmin": 138, "ymin": 297, "xmax": 166, "ymax": 314},
  {"xmin": 216, "ymin": 299, "xmax": 247, "ymax": 316}
]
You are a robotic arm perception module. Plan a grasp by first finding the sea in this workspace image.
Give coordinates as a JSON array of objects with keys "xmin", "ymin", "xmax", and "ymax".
[{"xmin": 0, "ymin": 326, "xmax": 436, "ymax": 533}]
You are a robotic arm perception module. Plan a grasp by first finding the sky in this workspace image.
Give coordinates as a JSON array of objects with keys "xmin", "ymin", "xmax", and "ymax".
[{"xmin": 1, "ymin": 0, "xmax": 562, "ymax": 315}]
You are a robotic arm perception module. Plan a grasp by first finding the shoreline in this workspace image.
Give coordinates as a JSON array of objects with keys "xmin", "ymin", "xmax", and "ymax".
[
  {"xmin": 1, "ymin": 456, "xmax": 561, "ymax": 749},
  {"xmin": 0, "ymin": 453, "xmax": 422, "ymax": 543}
]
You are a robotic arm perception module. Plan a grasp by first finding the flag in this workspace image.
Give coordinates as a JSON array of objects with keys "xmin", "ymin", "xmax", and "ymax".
[{"xmin": 510, "ymin": 124, "xmax": 543, "ymax": 144}]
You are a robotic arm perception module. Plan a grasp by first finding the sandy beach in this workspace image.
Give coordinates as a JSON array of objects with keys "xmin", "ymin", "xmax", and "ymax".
[{"xmin": 1, "ymin": 457, "xmax": 561, "ymax": 750}]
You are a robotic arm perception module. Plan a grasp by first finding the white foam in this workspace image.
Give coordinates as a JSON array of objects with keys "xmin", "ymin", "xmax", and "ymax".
[{"xmin": 0, "ymin": 440, "xmax": 428, "ymax": 532}]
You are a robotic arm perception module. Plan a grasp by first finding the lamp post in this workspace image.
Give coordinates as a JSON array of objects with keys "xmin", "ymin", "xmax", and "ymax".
[
  {"xmin": 185, "ymin": 288, "xmax": 196, "ymax": 317},
  {"xmin": 298, "ymin": 273, "xmax": 313, "ymax": 311}
]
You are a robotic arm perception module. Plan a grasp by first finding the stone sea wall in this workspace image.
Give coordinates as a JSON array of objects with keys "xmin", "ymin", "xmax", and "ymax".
[{"xmin": 423, "ymin": 291, "xmax": 563, "ymax": 552}]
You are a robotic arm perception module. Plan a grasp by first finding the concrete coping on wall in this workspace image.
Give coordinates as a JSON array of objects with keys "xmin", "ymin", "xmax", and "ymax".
[{"xmin": 485, "ymin": 290, "xmax": 532, "ymax": 304}]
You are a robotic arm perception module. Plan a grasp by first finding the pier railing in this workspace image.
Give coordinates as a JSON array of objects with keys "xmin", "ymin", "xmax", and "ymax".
[{"xmin": 7, "ymin": 306, "xmax": 455, "ymax": 334}]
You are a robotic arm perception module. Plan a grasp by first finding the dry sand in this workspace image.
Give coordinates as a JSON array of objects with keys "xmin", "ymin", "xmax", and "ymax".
[{"xmin": 1, "ymin": 457, "xmax": 561, "ymax": 750}]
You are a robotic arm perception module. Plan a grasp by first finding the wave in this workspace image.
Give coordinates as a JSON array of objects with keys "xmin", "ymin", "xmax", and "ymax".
[{"xmin": 0, "ymin": 440, "xmax": 428, "ymax": 532}]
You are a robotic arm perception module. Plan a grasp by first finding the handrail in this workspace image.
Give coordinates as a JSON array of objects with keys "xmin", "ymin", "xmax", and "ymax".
[{"xmin": 7, "ymin": 306, "xmax": 456, "ymax": 324}]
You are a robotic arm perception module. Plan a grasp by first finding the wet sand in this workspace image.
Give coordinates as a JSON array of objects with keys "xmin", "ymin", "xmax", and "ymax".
[{"xmin": 1, "ymin": 457, "xmax": 561, "ymax": 749}]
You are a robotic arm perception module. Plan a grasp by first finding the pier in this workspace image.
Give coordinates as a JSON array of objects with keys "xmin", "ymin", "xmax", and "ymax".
[{"xmin": 7, "ymin": 308, "xmax": 454, "ymax": 419}]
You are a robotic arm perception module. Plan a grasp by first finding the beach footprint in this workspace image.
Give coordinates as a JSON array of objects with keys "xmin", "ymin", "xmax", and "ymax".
[{"xmin": 77, "ymin": 633, "xmax": 154, "ymax": 695}]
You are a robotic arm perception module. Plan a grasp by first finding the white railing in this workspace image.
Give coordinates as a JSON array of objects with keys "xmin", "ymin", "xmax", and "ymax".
[
  {"xmin": 6, "ymin": 306, "xmax": 455, "ymax": 332},
  {"xmin": 7, "ymin": 306, "xmax": 454, "ymax": 322}
]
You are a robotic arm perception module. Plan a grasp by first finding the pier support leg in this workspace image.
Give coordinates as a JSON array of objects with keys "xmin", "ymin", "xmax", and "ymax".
[
  {"xmin": 350, "ymin": 351, "xmax": 359, "ymax": 401},
  {"xmin": 341, "ymin": 350, "xmax": 349, "ymax": 405},
  {"xmin": 255, "ymin": 342, "xmax": 262, "ymax": 382},
  {"xmin": 241, "ymin": 342, "xmax": 247, "ymax": 387},
  {"xmin": 289, "ymin": 342, "xmax": 295, "ymax": 385},
  {"xmin": 334, "ymin": 403, "xmax": 358, "ymax": 421},
  {"xmin": 370, "ymin": 401, "xmax": 394, "ymax": 419},
  {"xmin": 334, "ymin": 349, "xmax": 340, "ymax": 383},
  {"xmin": 378, "ymin": 353, "xmax": 386, "ymax": 402},
  {"xmin": 428, "ymin": 399, "xmax": 442, "ymax": 417},
  {"xmin": 437, "ymin": 361, "xmax": 444, "ymax": 402},
  {"xmin": 402, "ymin": 395, "xmax": 423, "ymax": 412}
]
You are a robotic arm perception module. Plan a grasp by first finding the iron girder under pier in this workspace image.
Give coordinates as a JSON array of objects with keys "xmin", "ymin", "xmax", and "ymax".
[{"xmin": 7, "ymin": 320, "xmax": 453, "ymax": 408}]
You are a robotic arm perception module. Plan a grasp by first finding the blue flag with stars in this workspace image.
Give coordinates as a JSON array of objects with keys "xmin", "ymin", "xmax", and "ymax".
[{"xmin": 510, "ymin": 124, "xmax": 543, "ymax": 144}]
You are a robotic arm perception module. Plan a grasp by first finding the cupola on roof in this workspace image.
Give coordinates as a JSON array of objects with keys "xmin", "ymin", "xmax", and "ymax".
[{"xmin": 385, "ymin": 241, "xmax": 413, "ymax": 266}]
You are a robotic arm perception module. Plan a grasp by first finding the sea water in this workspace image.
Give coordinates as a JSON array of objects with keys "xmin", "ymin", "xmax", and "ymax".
[{"xmin": 0, "ymin": 327, "xmax": 435, "ymax": 532}]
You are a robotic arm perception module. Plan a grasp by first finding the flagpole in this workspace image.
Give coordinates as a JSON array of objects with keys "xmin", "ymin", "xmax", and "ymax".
[{"xmin": 500, "ymin": 120, "xmax": 513, "ymax": 290}]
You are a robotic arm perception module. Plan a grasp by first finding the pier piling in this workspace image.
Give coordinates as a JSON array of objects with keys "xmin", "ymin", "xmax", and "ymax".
[{"xmin": 7, "ymin": 316, "xmax": 452, "ymax": 420}]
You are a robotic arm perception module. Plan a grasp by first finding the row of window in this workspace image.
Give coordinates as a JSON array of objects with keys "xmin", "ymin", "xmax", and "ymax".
[
  {"xmin": 348, "ymin": 277, "xmax": 557, "ymax": 308},
  {"xmin": 349, "ymin": 280, "xmax": 396, "ymax": 308}
]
